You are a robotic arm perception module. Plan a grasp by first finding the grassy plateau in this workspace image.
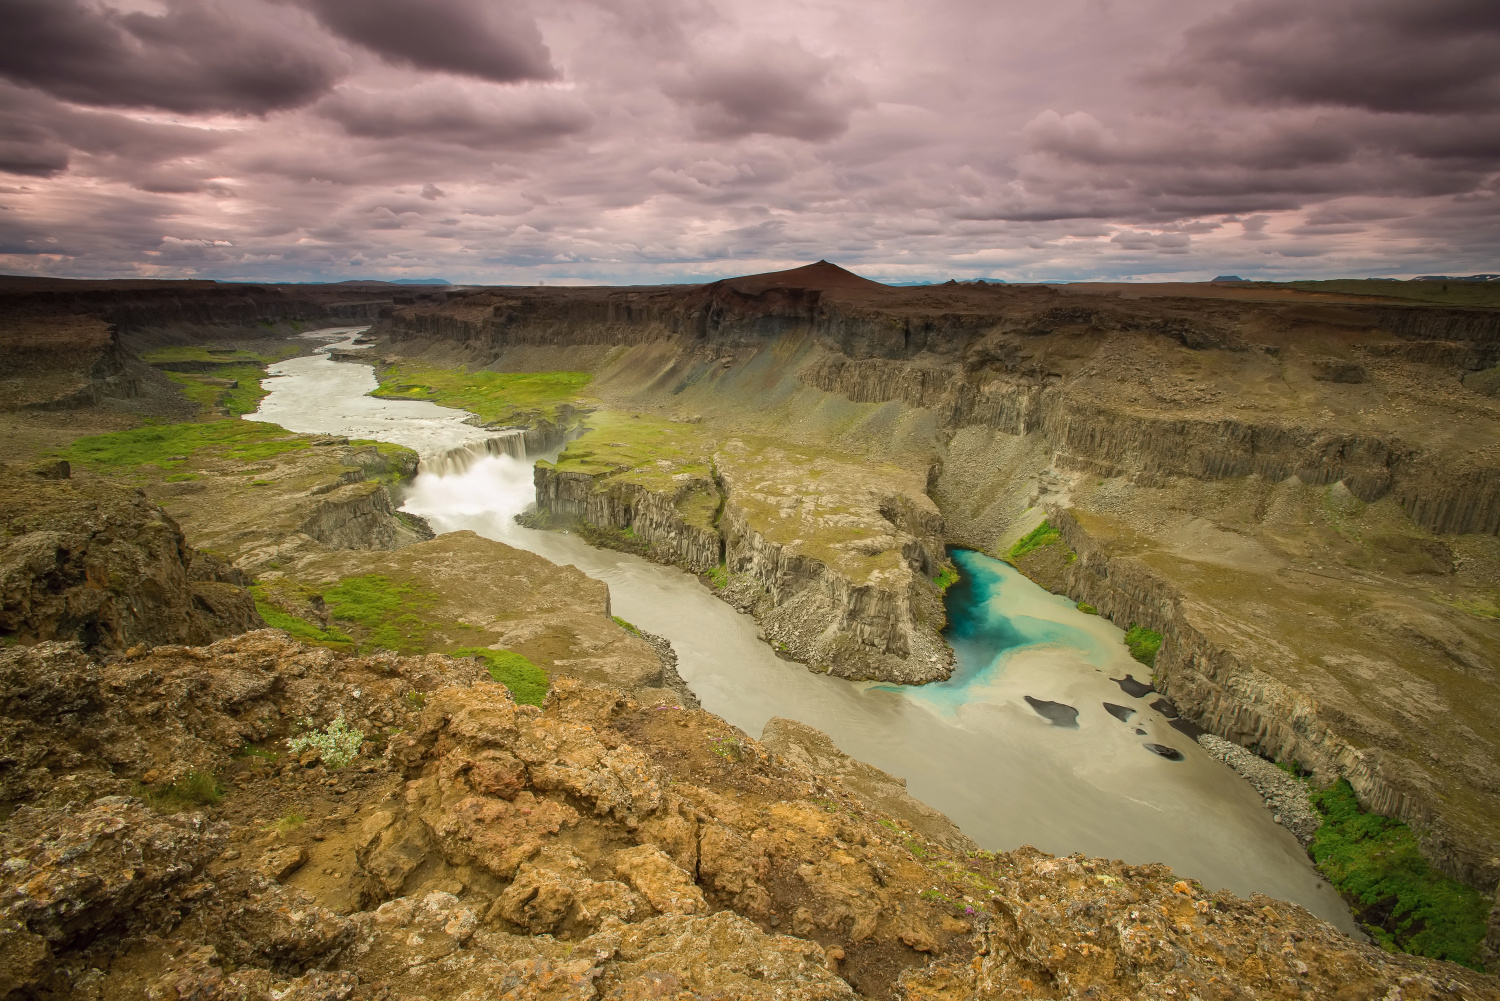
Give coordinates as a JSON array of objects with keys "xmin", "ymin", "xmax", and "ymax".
[{"xmin": 372, "ymin": 364, "xmax": 592, "ymax": 425}]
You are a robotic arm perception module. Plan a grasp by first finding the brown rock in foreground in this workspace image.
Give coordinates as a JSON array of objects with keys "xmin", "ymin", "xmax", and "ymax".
[
  {"xmin": 0, "ymin": 631, "xmax": 1494, "ymax": 1000},
  {"xmin": 0, "ymin": 463, "xmax": 261, "ymax": 650}
]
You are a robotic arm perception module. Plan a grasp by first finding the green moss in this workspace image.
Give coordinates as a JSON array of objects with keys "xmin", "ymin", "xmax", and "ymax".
[
  {"xmin": 1077, "ymin": 601, "xmax": 1098, "ymax": 615},
  {"xmin": 139, "ymin": 770, "xmax": 223, "ymax": 812},
  {"xmin": 612, "ymin": 615, "xmax": 642, "ymax": 636},
  {"xmin": 548, "ymin": 412, "xmax": 713, "ymax": 489},
  {"xmin": 705, "ymin": 564, "xmax": 729, "ymax": 589},
  {"xmin": 62, "ymin": 420, "xmax": 310, "ymax": 471},
  {"xmin": 932, "ymin": 565, "xmax": 960, "ymax": 593},
  {"xmin": 1309, "ymin": 779, "xmax": 1490, "ymax": 968},
  {"xmin": 323, "ymin": 574, "xmax": 439, "ymax": 654},
  {"xmin": 676, "ymin": 487, "xmax": 723, "ymax": 532},
  {"xmin": 250, "ymin": 586, "xmax": 354, "ymax": 650},
  {"xmin": 163, "ymin": 362, "xmax": 274, "ymax": 416},
  {"xmin": 371, "ymin": 365, "xmax": 592, "ymax": 425},
  {"xmin": 1007, "ymin": 521, "xmax": 1063, "ymax": 562},
  {"xmin": 164, "ymin": 472, "xmax": 199, "ymax": 483},
  {"xmin": 1124, "ymin": 624, "xmax": 1162, "ymax": 668},
  {"xmin": 142, "ymin": 343, "xmax": 305, "ymax": 366},
  {"xmin": 454, "ymin": 647, "xmax": 550, "ymax": 706}
]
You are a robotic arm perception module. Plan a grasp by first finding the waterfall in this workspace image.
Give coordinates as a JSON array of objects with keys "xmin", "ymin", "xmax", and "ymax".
[{"xmin": 425, "ymin": 432, "xmax": 528, "ymax": 474}]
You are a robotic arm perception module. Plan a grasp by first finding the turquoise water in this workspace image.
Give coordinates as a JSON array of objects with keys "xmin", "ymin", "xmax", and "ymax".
[{"xmin": 917, "ymin": 549, "xmax": 1119, "ymax": 701}]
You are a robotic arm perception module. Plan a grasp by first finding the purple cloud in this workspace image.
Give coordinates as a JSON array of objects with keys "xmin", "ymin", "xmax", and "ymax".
[
  {"xmin": 0, "ymin": 0, "xmax": 342, "ymax": 114},
  {"xmin": 299, "ymin": 0, "xmax": 557, "ymax": 83},
  {"xmin": 668, "ymin": 41, "xmax": 869, "ymax": 141},
  {"xmin": 0, "ymin": 0, "xmax": 1497, "ymax": 284}
]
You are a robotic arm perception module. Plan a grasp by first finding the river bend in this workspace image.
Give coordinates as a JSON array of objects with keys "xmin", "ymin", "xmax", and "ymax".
[{"xmin": 251, "ymin": 330, "xmax": 1354, "ymax": 930}]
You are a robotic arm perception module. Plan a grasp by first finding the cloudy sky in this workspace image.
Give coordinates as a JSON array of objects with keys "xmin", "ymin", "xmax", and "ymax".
[{"xmin": 1, "ymin": 0, "xmax": 1497, "ymax": 284}]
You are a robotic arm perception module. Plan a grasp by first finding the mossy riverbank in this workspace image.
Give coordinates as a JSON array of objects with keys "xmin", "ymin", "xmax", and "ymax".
[
  {"xmin": 142, "ymin": 342, "xmax": 311, "ymax": 418},
  {"xmin": 1308, "ymin": 779, "xmax": 1491, "ymax": 969},
  {"xmin": 371, "ymin": 363, "xmax": 592, "ymax": 426}
]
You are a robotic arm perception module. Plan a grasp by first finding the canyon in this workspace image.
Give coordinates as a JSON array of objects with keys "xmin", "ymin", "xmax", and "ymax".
[
  {"xmin": 1, "ymin": 267, "xmax": 1498, "ymax": 996},
  {"xmin": 368, "ymin": 263, "xmax": 1500, "ymax": 901}
]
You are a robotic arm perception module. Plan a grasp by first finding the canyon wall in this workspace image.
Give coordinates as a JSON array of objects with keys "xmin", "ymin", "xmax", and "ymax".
[{"xmin": 531, "ymin": 439, "xmax": 954, "ymax": 685}]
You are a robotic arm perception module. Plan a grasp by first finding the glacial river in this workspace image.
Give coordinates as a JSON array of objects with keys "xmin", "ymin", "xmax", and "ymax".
[{"xmin": 253, "ymin": 330, "xmax": 1354, "ymax": 930}]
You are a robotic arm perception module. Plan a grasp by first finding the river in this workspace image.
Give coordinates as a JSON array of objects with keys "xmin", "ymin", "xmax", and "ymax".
[{"xmin": 253, "ymin": 329, "xmax": 1354, "ymax": 930}]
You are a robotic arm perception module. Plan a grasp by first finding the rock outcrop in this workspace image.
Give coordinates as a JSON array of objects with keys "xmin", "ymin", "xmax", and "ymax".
[
  {"xmin": 0, "ymin": 315, "xmax": 138, "ymax": 412},
  {"xmin": 0, "ymin": 462, "xmax": 261, "ymax": 650},
  {"xmin": 1, "ymin": 630, "xmax": 1495, "ymax": 999},
  {"xmin": 532, "ymin": 429, "xmax": 953, "ymax": 684}
]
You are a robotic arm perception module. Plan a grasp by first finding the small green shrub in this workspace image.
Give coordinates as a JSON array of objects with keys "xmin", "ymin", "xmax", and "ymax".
[
  {"xmin": 709, "ymin": 735, "xmax": 744, "ymax": 762},
  {"xmin": 1309, "ymin": 780, "xmax": 1490, "ymax": 968},
  {"xmin": 264, "ymin": 812, "xmax": 307, "ymax": 834},
  {"xmin": 287, "ymin": 716, "xmax": 364, "ymax": 768},
  {"xmin": 612, "ymin": 615, "xmax": 642, "ymax": 636},
  {"xmin": 1077, "ymin": 601, "xmax": 1098, "ymax": 615},
  {"xmin": 1007, "ymin": 521, "xmax": 1062, "ymax": 562},
  {"xmin": 140, "ymin": 770, "xmax": 223, "ymax": 812},
  {"xmin": 1124, "ymin": 624, "xmax": 1163, "ymax": 668},
  {"xmin": 455, "ymin": 647, "xmax": 549, "ymax": 706},
  {"xmin": 705, "ymin": 564, "xmax": 729, "ymax": 589}
]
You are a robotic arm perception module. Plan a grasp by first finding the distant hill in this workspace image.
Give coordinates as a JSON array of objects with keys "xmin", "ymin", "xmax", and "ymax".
[{"xmin": 719, "ymin": 260, "xmax": 886, "ymax": 293}]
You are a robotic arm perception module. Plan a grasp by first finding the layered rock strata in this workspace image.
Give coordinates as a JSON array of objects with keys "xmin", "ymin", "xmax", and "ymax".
[
  {"xmin": 532, "ymin": 428, "xmax": 953, "ymax": 683},
  {"xmin": 1046, "ymin": 503, "xmax": 1500, "ymax": 895},
  {"xmin": 383, "ymin": 265, "xmax": 1500, "ymax": 538}
]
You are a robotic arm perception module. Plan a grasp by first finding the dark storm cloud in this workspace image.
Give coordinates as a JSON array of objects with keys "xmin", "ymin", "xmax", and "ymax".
[
  {"xmin": 316, "ymin": 82, "xmax": 590, "ymax": 148},
  {"xmin": 1167, "ymin": 0, "xmax": 1500, "ymax": 114},
  {"xmin": 994, "ymin": 103, "xmax": 1499, "ymax": 225},
  {"xmin": 5, "ymin": 0, "xmax": 1500, "ymax": 284},
  {"xmin": 0, "ymin": 84, "xmax": 226, "ymax": 180},
  {"xmin": 299, "ymin": 0, "xmax": 556, "ymax": 83},
  {"xmin": 668, "ymin": 42, "xmax": 868, "ymax": 141},
  {"xmin": 0, "ymin": 0, "xmax": 342, "ymax": 114}
]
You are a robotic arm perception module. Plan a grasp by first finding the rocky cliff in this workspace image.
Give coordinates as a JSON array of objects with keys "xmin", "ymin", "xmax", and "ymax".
[
  {"xmin": 530, "ymin": 419, "xmax": 953, "ymax": 684},
  {"xmin": 0, "ymin": 461, "xmax": 260, "ymax": 650},
  {"xmin": 3, "ymin": 629, "xmax": 1496, "ymax": 1000},
  {"xmin": 383, "ymin": 264, "xmax": 1500, "ymax": 538}
]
